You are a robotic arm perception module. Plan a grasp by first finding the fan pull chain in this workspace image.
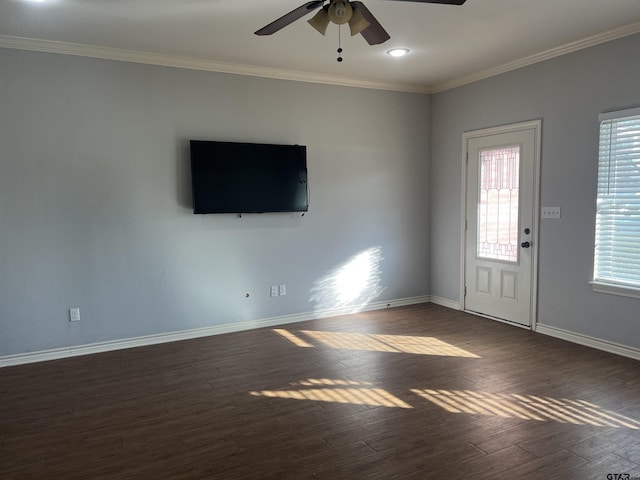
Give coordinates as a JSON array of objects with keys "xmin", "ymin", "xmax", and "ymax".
[{"xmin": 337, "ymin": 25, "xmax": 343, "ymax": 62}]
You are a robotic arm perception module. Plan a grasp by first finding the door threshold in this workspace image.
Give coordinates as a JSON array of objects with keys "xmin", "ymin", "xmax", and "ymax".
[{"xmin": 464, "ymin": 309, "xmax": 531, "ymax": 330}]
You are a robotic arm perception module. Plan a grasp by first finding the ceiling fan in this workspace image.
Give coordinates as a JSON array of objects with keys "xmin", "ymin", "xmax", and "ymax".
[{"xmin": 255, "ymin": 0, "xmax": 467, "ymax": 46}]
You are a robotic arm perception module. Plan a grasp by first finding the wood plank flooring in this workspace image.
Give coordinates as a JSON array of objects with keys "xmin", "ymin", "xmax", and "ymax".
[{"xmin": 1, "ymin": 303, "xmax": 639, "ymax": 479}]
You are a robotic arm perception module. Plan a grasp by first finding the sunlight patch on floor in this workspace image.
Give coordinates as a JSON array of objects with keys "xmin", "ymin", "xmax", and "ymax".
[
  {"xmin": 250, "ymin": 378, "xmax": 412, "ymax": 409},
  {"xmin": 411, "ymin": 388, "xmax": 640, "ymax": 429},
  {"xmin": 273, "ymin": 328, "xmax": 480, "ymax": 358},
  {"xmin": 273, "ymin": 329, "xmax": 314, "ymax": 348}
]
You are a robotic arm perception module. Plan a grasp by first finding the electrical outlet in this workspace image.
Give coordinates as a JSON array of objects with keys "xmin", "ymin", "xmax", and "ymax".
[
  {"xmin": 541, "ymin": 206, "xmax": 561, "ymax": 219},
  {"xmin": 270, "ymin": 285, "xmax": 279, "ymax": 297},
  {"xmin": 69, "ymin": 307, "xmax": 81, "ymax": 322},
  {"xmin": 279, "ymin": 284, "xmax": 286, "ymax": 296}
]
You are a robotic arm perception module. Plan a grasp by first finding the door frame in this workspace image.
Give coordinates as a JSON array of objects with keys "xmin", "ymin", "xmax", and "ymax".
[{"xmin": 460, "ymin": 120, "xmax": 542, "ymax": 330}]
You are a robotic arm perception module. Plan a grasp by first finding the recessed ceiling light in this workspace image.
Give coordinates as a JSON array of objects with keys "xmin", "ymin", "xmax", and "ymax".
[{"xmin": 386, "ymin": 48, "xmax": 410, "ymax": 58}]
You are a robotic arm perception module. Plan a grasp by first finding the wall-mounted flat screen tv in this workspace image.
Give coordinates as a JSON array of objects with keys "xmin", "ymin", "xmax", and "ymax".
[{"xmin": 190, "ymin": 140, "xmax": 308, "ymax": 214}]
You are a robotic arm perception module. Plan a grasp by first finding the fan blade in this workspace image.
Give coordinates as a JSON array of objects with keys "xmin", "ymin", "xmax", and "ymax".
[
  {"xmin": 351, "ymin": 1, "xmax": 390, "ymax": 45},
  {"xmin": 385, "ymin": 0, "xmax": 466, "ymax": 4},
  {"xmin": 255, "ymin": 1, "xmax": 325, "ymax": 36}
]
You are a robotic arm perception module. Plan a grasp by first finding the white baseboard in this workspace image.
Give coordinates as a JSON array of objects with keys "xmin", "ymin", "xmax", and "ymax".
[
  {"xmin": 536, "ymin": 324, "xmax": 640, "ymax": 362},
  {"xmin": 4, "ymin": 297, "xmax": 638, "ymax": 367},
  {"xmin": 0, "ymin": 295, "xmax": 430, "ymax": 368},
  {"xmin": 428, "ymin": 296, "xmax": 461, "ymax": 310},
  {"xmin": 427, "ymin": 299, "xmax": 640, "ymax": 360}
]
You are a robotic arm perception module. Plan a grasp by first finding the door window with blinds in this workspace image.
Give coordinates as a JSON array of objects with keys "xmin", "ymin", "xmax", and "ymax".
[{"xmin": 592, "ymin": 106, "xmax": 640, "ymax": 298}]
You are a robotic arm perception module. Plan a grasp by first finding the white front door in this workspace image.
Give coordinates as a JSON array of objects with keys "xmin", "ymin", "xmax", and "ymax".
[{"xmin": 463, "ymin": 121, "xmax": 540, "ymax": 327}]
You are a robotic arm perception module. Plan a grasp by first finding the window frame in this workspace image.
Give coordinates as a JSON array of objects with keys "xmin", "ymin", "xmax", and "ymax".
[{"xmin": 591, "ymin": 106, "xmax": 640, "ymax": 299}]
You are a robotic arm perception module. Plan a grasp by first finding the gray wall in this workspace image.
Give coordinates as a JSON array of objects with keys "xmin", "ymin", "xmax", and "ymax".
[
  {"xmin": 3, "ymin": 32, "xmax": 639, "ymax": 359},
  {"xmin": 430, "ymin": 33, "xmax": 640, "ymax": 349},
  {"xmin": 0, "ymin": 49, "xmax": 430, "ymax": 356}
]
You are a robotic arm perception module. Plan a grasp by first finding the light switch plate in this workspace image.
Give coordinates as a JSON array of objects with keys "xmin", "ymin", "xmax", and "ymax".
[
  {"xmin": 541, "ymin": 206, "xmax": 561, "ymax": 219},
  {"xmin": 69, "ymin": 307, "xmax": 81, "ymax": 322}
]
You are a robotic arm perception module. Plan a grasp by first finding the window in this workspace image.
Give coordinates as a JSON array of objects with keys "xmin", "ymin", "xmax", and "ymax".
[
  {"xmin": 477, "ymin": 145, "xmax": 520, "ymax": 263},
  {"xmin": 592, "ymin": 106, "xmax": 640, "ymax": 298}
]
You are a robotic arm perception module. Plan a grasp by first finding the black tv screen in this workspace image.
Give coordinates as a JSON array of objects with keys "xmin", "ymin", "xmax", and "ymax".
[{"xmin": 190, "ymin": 140, "xmax": 308, "ymax": 214}]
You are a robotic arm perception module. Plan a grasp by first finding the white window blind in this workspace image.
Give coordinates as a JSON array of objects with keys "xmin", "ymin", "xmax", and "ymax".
[{"xmin": 593, "ymin": 106, "xmax": 640, "ymax": 294}]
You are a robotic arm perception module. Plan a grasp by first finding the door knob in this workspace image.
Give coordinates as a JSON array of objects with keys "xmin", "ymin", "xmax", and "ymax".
[{"xmin": 521, "ymin": 241, "xmax": 530, "ymax": 248}]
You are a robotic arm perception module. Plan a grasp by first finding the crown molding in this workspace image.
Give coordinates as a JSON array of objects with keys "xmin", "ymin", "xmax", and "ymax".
[
  {"xmin": 430, "ymin": 20, "xmax": 640, "ymax": 94},
  {"xmin": 0, "ymin": 34, "xmax": 430, "ymax": 94},
  {"xmin": 2, "ymin": 19, "xmax": 640, "ymax": 96}
]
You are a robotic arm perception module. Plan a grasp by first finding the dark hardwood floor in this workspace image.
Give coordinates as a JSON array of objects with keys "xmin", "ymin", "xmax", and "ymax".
[{"xmin": 1, "ymin": 303, "xmax": 639, "ymax": 479}]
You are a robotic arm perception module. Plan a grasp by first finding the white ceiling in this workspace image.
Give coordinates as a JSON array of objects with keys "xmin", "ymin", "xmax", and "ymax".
[{"xmin": 2, "ymin": 0, "xmax": 640, "ymax": 93}]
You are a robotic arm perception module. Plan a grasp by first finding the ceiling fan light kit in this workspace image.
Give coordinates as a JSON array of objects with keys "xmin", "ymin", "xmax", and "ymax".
[
  {"xmin": 348, "ymin": 5, "xmax": 371, "ymax": 36},
  {"xmin": 328, "ymin": 1, "xmax": 352, "ymax": 24},
  {"xmin": 308, "ymin": 2, "xmax": 371, "ymax": 37},
  {"xmin": 308, "ymin": 6, "xmax": 331, "ymax": 35}
]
